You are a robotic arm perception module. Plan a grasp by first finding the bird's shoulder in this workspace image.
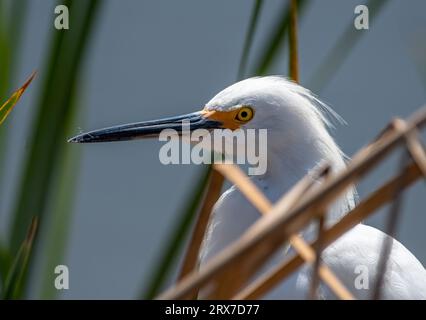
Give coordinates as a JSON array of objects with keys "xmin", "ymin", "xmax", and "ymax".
[
  {"xmin": 213, "ymin": 181, "xmax": 268, "ymax": 215},
  {"xmin": 323, "ymin": 224, "xmax": 426, "ymax": 299}
]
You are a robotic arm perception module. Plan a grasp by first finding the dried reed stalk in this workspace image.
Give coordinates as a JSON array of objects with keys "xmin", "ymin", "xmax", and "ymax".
[
  {"xmin": 405, "ymin": 131, "xmax": 426, "ymax": 178},
  {"xmin": 308, "ymin": 214, "xmax": 325, "ymax": 299},
  {"xmin": 177, "ymin": 169, "xmax": 224, "ymax": 295},
  {"xmin": 234, "ymin": 161, "xmax": 421, "ymax": 299},
  {"xmin": 212, "ymin": 163, "xmax": 353, "ymax": 300},
  {"xmin": 158, "ymin": 105, "xmax": 426, "ymax": 300},
  {"xmin": 199, "ymin": 163, "xmax": 323, "ymax": 298},
  {"xmin": 372, "ymin": 151, "xmax": 408, "ymax": 299},
  {"xmin": 371, "ymin": 119, "xmax": 426, "ymax": 299},
  {"xmin": 289, "ymin": 0, "xmax": 299, "ymax": 82}
]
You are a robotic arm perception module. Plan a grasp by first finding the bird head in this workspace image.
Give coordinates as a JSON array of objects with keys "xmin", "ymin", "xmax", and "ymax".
[{"xmin": 68, "ymin": 76, "xmax": 344, "ymax": 175}]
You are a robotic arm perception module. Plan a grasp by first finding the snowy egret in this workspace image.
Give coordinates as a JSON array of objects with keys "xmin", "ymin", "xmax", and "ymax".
[{"xmin": 69, "ymin": 76, "xmax": 426, "ymax": 299}]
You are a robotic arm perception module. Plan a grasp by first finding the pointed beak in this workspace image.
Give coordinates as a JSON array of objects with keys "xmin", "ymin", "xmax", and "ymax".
[{"xmin": 67, "ymin": 111, "xmax": 223, "ymax": 143}]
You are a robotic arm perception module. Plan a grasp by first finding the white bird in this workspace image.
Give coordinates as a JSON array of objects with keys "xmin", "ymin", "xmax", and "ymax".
[{"xmin": 69, "ymin": 76, "xmax": 426, "ymax": 299}]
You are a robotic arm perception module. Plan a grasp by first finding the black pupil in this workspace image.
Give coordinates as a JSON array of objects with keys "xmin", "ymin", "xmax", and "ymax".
[{"xmin": 240, "ymin": 111, "xmax": 248, "ymax": 118}]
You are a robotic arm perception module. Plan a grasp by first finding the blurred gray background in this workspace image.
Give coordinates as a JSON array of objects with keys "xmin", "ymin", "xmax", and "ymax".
[{"xmin": 1, "ymin": 0, "xmax": 425, "ymax": 298}]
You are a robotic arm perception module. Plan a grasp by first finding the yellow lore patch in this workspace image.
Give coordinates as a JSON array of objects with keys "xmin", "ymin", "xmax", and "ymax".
[{"xmin": 201, "ymin": 106, "xmax": 254, "ymax": 130}]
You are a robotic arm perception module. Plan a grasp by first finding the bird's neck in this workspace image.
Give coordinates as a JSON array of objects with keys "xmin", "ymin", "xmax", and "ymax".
[
  {"xmin": 252, "ymin": 132, "xmax": 353, "ymax": 224},
  {"xmin": 200, "ymin": 133, "xmax": 355, "ymax": 266}
]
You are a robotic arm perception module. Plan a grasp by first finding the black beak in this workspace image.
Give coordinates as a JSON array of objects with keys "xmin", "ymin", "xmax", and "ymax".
[{"xmin": 68, "ymin": 112, "xmax": 222, "ymax": 143}]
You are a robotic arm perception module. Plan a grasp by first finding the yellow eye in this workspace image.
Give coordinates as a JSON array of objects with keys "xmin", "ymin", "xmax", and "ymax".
[{"xmin": 235, "ymin": 106, "xmax": 254, "ymax": 123}]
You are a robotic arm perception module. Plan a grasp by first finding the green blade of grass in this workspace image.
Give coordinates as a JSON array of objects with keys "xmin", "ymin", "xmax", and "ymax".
[
  {"xmin": 10, "ymin": 0, "xmax": 101, "ymax": 252},
  {"xmin": 0, "ymin": 73, "xmax": 35, "ymax": 246},
  {"xmin": 0, "ymin": 241, "xmax": 12, "ymax": 289},
  {"xmin": 2, "ymin": 217, "xmax": 38, "ymax": 299},
  {"xmin": 252, "ymin": 0, "xmax": 307, "ymax": 76},
  {"xmin": 237, "ymin": 0, "xmax": 264, "ymax": 80},
  {"xmin": 307, "ymin": 0, "xmax": 390, "ymax": 93},
  {"xmin": 0, "ymin": 0, "xmax": 12, "ymax": 189},
  {"xmin": 9, "ymin": 0, "xmax": 29, "ymax": 67},
  {"xmin": 0, "ymin": 0, "xmax": 11, "ymax": 98},
  {"xmin": 0, "ymin": 0, "xmax": 29, "ymax": 220},
  {"xmin": 141, "ymin": 167, "xmax": 211, "ymax": 299},
  {"xmin": 8, "ymin": 0, "xmax": 102, "ymax": 298},
  {"xmin": 38, "ymin": 94, "xmax": 82, "ymax": 299}
]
